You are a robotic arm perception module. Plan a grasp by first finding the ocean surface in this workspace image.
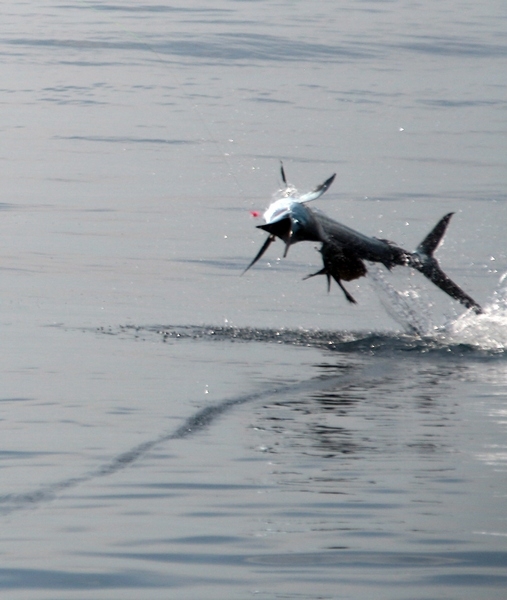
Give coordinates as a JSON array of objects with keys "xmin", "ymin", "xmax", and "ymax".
[{"xmin": 1, "ymin": 1, "xmax": 507, "ymax": 598}]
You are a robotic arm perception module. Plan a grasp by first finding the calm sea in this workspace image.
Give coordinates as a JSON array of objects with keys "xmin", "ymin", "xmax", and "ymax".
[{"xmin": 1, "ymin": 1, "xmax": 507, "ymax": 598}]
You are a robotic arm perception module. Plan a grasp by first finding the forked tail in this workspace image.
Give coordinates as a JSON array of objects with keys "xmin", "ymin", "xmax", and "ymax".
[{"xmin": 409, "ymin": 213, "xmax": 482, "ymax": 314}]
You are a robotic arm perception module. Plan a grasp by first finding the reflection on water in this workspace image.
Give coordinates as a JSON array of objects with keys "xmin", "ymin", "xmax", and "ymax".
[{"xmin": 1, "ymin": 321, "xmax": 506, "ymax": 598}]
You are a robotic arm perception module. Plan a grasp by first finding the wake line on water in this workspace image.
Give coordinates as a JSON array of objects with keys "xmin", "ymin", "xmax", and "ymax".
[
  {"xmin": 4, "ymin": 274, "xmax": 504, "ymax": 514},
  {"xmin": 0, "ymin": 361, "xmax": 382, "ymax": 515}
]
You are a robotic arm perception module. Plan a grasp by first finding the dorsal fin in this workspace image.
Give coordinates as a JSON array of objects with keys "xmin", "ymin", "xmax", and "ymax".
[{"xmin": 280, "ymin": 161, "xmax": 287, "ymax": 186}]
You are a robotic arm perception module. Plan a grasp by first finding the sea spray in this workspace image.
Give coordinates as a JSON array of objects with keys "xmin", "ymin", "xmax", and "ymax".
[
  {"xmin": 445, "ymin": 272, "xmax": 507, "ymax": 351},
  {"xmin": 368, "ymin": 265, "xmax": 434, "ymax": 337}
]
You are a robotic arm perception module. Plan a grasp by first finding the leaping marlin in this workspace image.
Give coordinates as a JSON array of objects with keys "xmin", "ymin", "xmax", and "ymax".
[{"xmin": 244, "ymin": 163, "xmax": 482, "ymax": 314}]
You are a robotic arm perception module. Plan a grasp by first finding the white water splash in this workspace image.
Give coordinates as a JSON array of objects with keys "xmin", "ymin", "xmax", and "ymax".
[
  {"xmin": 370, "ymin": 266, "xmax": 507, "ymax": 351},
  {"xmin": 444, "ymin": 272, "xmax": 507, "ymax": 351},
  {"xmin": 368, "ymin": 265, "xmax": 435, "ymax": 336}
]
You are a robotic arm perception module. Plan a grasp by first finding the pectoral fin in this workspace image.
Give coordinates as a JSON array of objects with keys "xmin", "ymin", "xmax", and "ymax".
[{"xmin": 298, "ymin": 174, "xmax": 336, "ymax": 203}]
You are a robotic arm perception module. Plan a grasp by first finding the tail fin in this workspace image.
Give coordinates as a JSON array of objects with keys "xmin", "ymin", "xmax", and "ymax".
[
  {"xmin": 410, "ymin": 213, "xmax": 482, "ymax": 314},
  {"xmin": 416, "ymin": 212, "xmax": 454, "ymax": 257}
]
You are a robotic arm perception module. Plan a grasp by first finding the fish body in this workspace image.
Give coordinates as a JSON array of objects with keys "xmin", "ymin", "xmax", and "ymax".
[{"xmin": 245, "ymin": 165, "xmax": 482, "ymax": 314}]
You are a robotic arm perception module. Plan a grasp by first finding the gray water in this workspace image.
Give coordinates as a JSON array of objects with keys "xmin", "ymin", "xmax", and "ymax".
[{"xmin": 1, "ymin": 1, "xmax": 507, "ymax": 598}]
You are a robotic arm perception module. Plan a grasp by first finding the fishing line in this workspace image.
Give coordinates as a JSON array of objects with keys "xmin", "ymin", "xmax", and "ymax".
[{"xmin": 88, "ymin": 4, "xmax": 248, "ymax": 200}]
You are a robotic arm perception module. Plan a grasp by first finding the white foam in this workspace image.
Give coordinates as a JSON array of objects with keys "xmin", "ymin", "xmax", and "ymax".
[
  {"xmin": 444, "ymin": 273, "xmax": 507, "ymax": 351},
  {"xmin": 370, "ymin": 266, "xmax": 507, "ymax": 352}
]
